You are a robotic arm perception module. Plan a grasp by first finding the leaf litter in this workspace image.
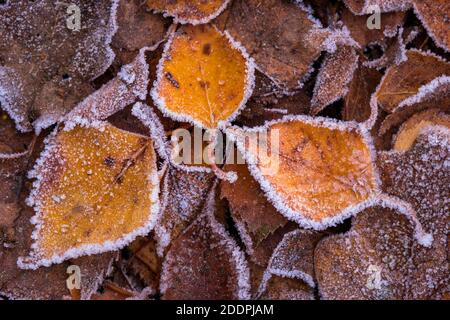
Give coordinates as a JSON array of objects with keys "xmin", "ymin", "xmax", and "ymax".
[{"xmin": 0, "ymin": 0, "xmax": 448, "ymax": 300}]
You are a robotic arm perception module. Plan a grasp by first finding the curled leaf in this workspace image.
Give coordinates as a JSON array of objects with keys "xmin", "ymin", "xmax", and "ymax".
[
  {"xmin": 311, "ymin": 46, "xmax": 359, "ymax": 115},
  {"xmin": 19, "ymin": 122, "xmax": 160, "ymax": 269},
  {"xmin": 147, "ymin": 0, "xmax": 230, "ymax": 25},
  {"xmin": 151, "ymin": 24, "xmax": 254, "ymax": 129}
]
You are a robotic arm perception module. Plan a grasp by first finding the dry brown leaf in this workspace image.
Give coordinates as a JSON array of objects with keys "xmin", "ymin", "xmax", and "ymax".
[
  {"xmin": 343, "ymin": 65, "xmax": 383, "ymax": 123},
  {"xmin": 311, "ymin": 46, "xmax": 359, "ymax": 115},
  {"xmin": 151, "ymin": 24, "xmax": 254, "ymax": 129},
  {"xmin": 379, "ymin": 75, "xmax": 450, "ymax": 138},
  {"xmin": 0, "ymin": 0, "xmax": 117, "ymax": 132},
  {"xmin": 315, "ymin": 206, "xmax": 416, "ymax": 300},
  {"xmin": 412, "ymin": 0, "xmax": 450, "ymax": 51},
  {"xmin": 18, "ymin": 122, "xmax": 159, "ymax": 269},
  {"xmin": 220, "ymin": 0, "xmax": 330, "ymax": 90},
  {"xmin": 221, "ymin": 162, "xmax": 287, "ymax": 251},
  {"xmin": 375, "ymin": 50, "xmax": 450, "ymax": 113},
  {"xmin": 160, "ymin": 187, "xmax": 250, "ymax": 300},
  {"xmin": 154, "ymin": 167, "xmax": 216, "ymax": 255},
  {"xmin": 378, "ymin": 126, "xmax": 449, "ymax": 299},
  {"xmin": 341, "ymin": 8, "xmax": 406, "ymax": 47},
  {"xmin": 147, "ymin": 0, "xmax": 230, "ymax": 25},
  {"xmin": 393, "ymin": 109, "xmax": 450, "ymax": 152},
  {"xmin": 113, "ymin": 0, "xmax": 168, "ymax": 66}
]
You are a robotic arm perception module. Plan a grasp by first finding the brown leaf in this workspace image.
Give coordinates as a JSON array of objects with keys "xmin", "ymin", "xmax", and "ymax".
[
  {"xmin": 221, "ymin": 162, "xmax": 287, "ymax": 251},
  {"xmin": 378, "ymin": 126, "xmax": 449, "ymax": 299},
  {"xmin": 341, "ymin": 8, "xmax": 406, "ymax": 47},
  {"xmin": 412, "ymin": 0, "xmax": 450, "ymax": 51},
  {"xmin": 315, "ymin": 206, "xmax": 415, "ymax": 300},
  {"xmin": 375, "ymin": 50, "xmax": 450, "ymax": 113},
  {"xmin": 160, "ymin": 186, "xmax": 250, "ymax": 299},
  {"xmin": 220, "ymin": 0, "xmax": 330, "ymax": 90},
  {"xmin": 154, "ymin": 167, "xmax": 216, "ymax": 255},
  {"xmin": 343, "ymin": 65, "xmax": 383, "ymax": 123},
  {"xmin": 0, "ymin": 0, "xmax": 117, "ymax": 132},
  {"xmin": 311, "ymin": 46, "xmax": 359, "ymax": 115},
  {"xmin": 112, "ymin": 0, "xmax": 168, "ymax": 66}
]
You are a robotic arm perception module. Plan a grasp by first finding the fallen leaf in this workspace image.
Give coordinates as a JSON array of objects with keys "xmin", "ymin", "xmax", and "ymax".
[
  {"xmin": 160, "ymin": 185, "xmax": 250, "ymax": 299},
  {"xmin": 0, "ymin": 0, "xmax": 118, "ymax": 132},
  {"xmin": 412, "ymin": 0, "xmax": 450, "ymax": 51},
  {"xmin": 315, "ymin": 206, "xmax": 416, "ymax": 300},
  {"xmin": 227, "ymin": 116, "xmax": 380, "ymax": 229},
  {"xmin": 393, "ymin": 109, "xmax": 450, "ymax": 152},
  {"xmin": 154, "ymin": 166, "xmax": 216, "ymax": 255},
  {"xmin": 221, "ymin": 161, "xmax": 287, "ymax": 252},
  {"xmin": 379, "ymin": 75, "xmax": 450, "ymax": 137},
  {"xmin": 378, "ymin": 126, "xmax": 449, "ymax": 299},
  {"xmin": 375, "ymin": 49, "xmax": 450, "ymax": 113},
  {"xmin": 18, "ymin": 122, "xmax": 160, "ymax": 269},
  {"xmin": 113, "ymin": 0, "xmax": 168, "ymax": 65},
  {"xmin": 343, "ymin": 65, "xmax": 383, "ymax": 123},
  {"xmin": 341, "ymin": 8, "xmax": 406, "ymax": 47},
  {"xmin": 219, "ymin": 0, "xmax": 330, "ymax": 90},
  {"xmin": 311, "ymin": 46, "xmax": 359, "ymax": 115},
  {"xmin": 147, "ymin": 0, "xmax": 230, "ymax": 25},
  {"xmin": 151, "ymin": 24, "xmax": 254, "ymax": 129}
]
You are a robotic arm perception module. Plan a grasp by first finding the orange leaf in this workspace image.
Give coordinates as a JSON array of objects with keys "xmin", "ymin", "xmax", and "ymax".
[
  {"xmin": 151, "ymin": 24, "xmax": 254, "ymax": 129},
  {"xmin": 227, "ymin": 116, "xmax": 380, "ymax": 229},
  {"xmin": 147, "ymin": 0, "xmax": 230, "ymax": 24},
  {"xmin": 19, "ymin": 122, "xmax": 160, "ymax": 269}
]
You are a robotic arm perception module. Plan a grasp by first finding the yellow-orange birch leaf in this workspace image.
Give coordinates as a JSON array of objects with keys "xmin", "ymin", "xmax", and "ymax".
[
  {"xmin": 226, "ymin": 116, "xmax": 381, "ymax": 229},
  {"xmin": 147, "ymin": 0, "xmax": 230, "ymax": 25},
  {"xmin": 18, "ymin": 122, "xmax": 160, "ymax": 269},
  {"xmin": 151, "ymin": 25, "xmax": 254, "ymax": 129}
]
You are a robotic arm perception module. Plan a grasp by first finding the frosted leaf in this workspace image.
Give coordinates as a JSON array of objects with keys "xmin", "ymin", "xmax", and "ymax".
[
  {"xmin": 112, "ymin": 0, "xmax": 168, "ymax": 66},
  {"xmin": 220, "ymin": 162, "xmax": 288, "ymax": 254},
  {"xmin": 160, "ymin": 184, "xmax": 250, "ymax": 299},
  {"xmin": 0, "ymin": 117, "xmax": 116, "ymax": 299},
  {"xmin": 363, "ymin": 27, "xmax": 407, "ymax": 70},
  {"xmin": 267, "ymin": 229, "xmax": 324, "ymax": 289},
  {"xmin": 65, "ymin": 48, "xmax": 152, "ymax": 126},
  {"xmin": 151, "ymin": 24, "xmax": 255, "ymax": 129},
  {"xmin": 343, "ymin": 66, "xmax": 383, "ymax": 124},
  {"xmin": 234, "ymin": 72, "xmax": 311, "ymax": 127},
  {"xmin": 259, "ymin": 275, "xmax": 314, "ymax": 300},
  {"xmin": 393, "ymin": 109, "xmax": 450, "ymax": 152},
  {"xmin": 412, "ymin": 0, "xmax": 450, "ymax": 51},
  {"xmin": 341, "ymin": 8, "xmax": 406, "ymax": 47},
  {"xmin": 226, "ymin": 115, "xmax": 380, "ymax": 230},
  {"xmin": 18, "ymin": 122, "xmax": 160, "ymax": 269},
  {"xmin": 147, "ymin": 0, "xmax": 230, "ymax": 25},
  {"xmin": 378, "ymin": 126, "xmax": 450, "ymax": 299},
  {"xmin": 379, "ymin": 75, "xmax": 450, "ymax": 138},
  {"xmin": 0, "ymin": 112, "xmax": 33, "ymax": 229},
  {"xmin": 343, "ymin": 0, "xmax": 412, "ymax": 15},
  {"xmin": 154, "ymin": 166, "xmax": 216, "ymax": 256},
  {"xmin": 315, "ymin": 206, "xmax": 415, "ymax": 299},
  {"xmin": 0, "ymin": 0, "xmax": 118, "ymax": 132},
  {"xmin": 375, "ymin": 50, "xmax": 450, "ymax": 113},
  {"xmin": 219, "ymin": 0, "xmax": 330, "ymax": 90},
  {"xmin": 125, "ymin": 235, "xmax": 162, "ymax": 293},
  {"xmin": 311, "ymin": 46, "xmax": 359, "ymax": 115}
]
